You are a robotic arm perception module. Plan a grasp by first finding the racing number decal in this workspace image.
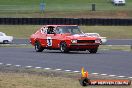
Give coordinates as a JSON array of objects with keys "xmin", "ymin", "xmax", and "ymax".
[{"xmin": 47, "ymin": 37, "xmax": 52, "ymax": 46}]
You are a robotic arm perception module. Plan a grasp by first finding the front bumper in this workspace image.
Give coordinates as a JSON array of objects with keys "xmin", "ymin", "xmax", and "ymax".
[
  {"xmin": 70, "ymin": 43, "xmax": 100, "ymax": 46},
  {"xmin": 68, "ymin": 43, "xmax": 100, "ymax": 50}
]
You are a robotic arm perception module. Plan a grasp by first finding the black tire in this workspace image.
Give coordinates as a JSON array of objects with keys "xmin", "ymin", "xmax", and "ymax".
[
  {"xmin": 3, "ymin": 40, "xmax": 9, "ymax": 44},
  {"xmin": 89, "ymin": 48, "xmax": 98, "ymax": 54},
  {"xmin": 79, "ymin": 78, "xmax": 91, "ymax": 86},
  {"xmin": 60, "ymin": 42, "xmax": 69, "ymax": 53},
  {"xmin": 35, "ymin": 41, "xmax": 44, "ymax": 52}
]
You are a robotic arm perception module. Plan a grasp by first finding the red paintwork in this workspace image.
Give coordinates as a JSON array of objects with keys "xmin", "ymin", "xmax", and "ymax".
[{"xmin": 30, "ymin": 25, "xmax": 101, "ymax": 51}]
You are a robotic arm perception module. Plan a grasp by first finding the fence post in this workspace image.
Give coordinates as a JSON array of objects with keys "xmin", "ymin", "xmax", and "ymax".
[
  {"xmin": 92, "ymin": 4, "xmax": 96, "ymax": 11},
  {"xmin": 40, "ymin": 3, "xmax": 45, "ymax": 12}
]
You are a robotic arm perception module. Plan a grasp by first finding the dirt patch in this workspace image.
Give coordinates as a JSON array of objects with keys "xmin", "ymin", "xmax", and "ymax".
[{"xmin": 0, "ymin": 11, "xmax": 132, "ymax": 18}]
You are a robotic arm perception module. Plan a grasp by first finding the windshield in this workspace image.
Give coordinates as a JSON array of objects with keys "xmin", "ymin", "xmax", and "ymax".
[{"xmin": 56, "ymin": 26, "xmax": 82, "ymax": 35}]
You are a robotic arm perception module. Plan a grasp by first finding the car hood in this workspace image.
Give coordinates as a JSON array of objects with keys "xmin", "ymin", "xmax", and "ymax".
[{"xmin": 66, "ymin": 34, "xmax": 98, "ymax": 40}]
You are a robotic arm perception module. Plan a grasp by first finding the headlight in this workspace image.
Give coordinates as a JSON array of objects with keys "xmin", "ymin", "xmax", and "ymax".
[
  {"xmin": 71, "ymin": 40, "xmax": 77, "ymax": 43},
  {"xmin": 95, "ymin": 39, "xmax": 101, "ymax": 43}
]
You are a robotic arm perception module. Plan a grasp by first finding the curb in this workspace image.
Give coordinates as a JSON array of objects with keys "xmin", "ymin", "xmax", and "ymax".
[{"xmin": 0, "ymin": 62, "xmax": 132, "ymax": 80}]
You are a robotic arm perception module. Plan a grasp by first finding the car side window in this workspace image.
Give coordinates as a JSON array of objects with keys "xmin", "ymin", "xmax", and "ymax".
[
  {"xmin": 56, "ymin": 27, "xmax": 71, "ymax": 34},
  {"xmin": 40, "ymin": 27, "xmax": 47, "ymax": 34},
  {"xmin": 47, "ymin": 26, "xmax": 55, "ymax": 34},
  {"xmin": 56, "ymin": 28, "xmax": 63, "ymax": 34}
]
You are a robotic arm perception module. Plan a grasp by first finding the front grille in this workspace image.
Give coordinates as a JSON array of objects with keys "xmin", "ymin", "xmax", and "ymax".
[{"xmin": 77, "ymin": 40, "xmax": 95, "ymax": 43}]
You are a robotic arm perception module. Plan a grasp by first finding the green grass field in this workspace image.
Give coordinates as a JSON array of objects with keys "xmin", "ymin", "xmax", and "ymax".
[
  {"xmin": 0, "ymin": 0, "xmax": 132, "ymax": 11},
  {"xmin": 0, "ymin": 25, "xmax": 40, "ymax": 38},
  {"xmin": 0, "ymin": 25, "xmax": 132, "ymax": 39},
  {"xmin": 0, "ymin": 0, "xmax": 132, "ymax": 18}
]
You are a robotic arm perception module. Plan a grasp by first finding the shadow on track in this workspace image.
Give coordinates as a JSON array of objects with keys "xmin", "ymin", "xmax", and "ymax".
[{"xmin": 32, "ymin": 50, "xmax": 102, "ymax": 55}]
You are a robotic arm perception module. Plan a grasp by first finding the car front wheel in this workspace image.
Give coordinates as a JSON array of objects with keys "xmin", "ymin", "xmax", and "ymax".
[
  {"xmin": 3, "ymin": 40, "xmax": 9, "ymax": 44},
  {"xmin": 88, "ymin": 48, "xmax": 98, "ymax": 54},
  {"xmin": 60, "ymin": 42, "xmax": 69, "ymax": 53},
  {"xmin": 35, "ymin": 41, "xmax": 44, "ymax": 52}
]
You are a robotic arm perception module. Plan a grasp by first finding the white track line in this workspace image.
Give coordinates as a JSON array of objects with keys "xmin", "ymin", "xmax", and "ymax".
[
  {"xmin": 44, "ymin": 68, "xmax": 51, "ymax": 70},
  {"xmin": 65, "ymin": 70, "xmax": 71, "ymax": 72},
  {"xmin": 55, "ymin": 69, "xmax": 62, "ymax": 71},
  {"xmin": 1, "ymin": 62, "xmax": 132, "ymax": 79},
  {"xmin": 25, "ymin": 66, "xmax": 32, "ymax": 68},
  {"xmin": 117, "ymin": 76, "xmax": 125, "ymax": 78},
  {"xmin": 128, "ymin": 77, "xmax": 132, "ymax": 79},
  {"xmin": 73, "ymin": 71, "xmax": 80, "ymax": 73},
  {"xmin": 35, "ymin": 67, "xmax": 42, "ymax": 69},
  {"xmin": 100, "ymin": 74, "xmax": 107, "ymax": 76},
  {"xmin": 15, "ymin": 65, "xmax": 21, "ymax": 67},
  {"xmin": 6, "ymin": 64, "xmax": 12, "ymax": 66},
  {"xmin": 91, "ymin": 73, "xmax": 99, "ymax": 75},
  {"xmin": 0, "ymin": 63, "xmax": 3, "ymax": 65}
]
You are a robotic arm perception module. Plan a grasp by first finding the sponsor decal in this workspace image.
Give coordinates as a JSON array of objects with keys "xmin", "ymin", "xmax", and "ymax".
[
  {"xmin": 47, "ymin": 37, "xmax": 52, "ymax": 46},
  {"xmin": 79, "ymin": 67, "xmax": 131, "ymax": 86}
]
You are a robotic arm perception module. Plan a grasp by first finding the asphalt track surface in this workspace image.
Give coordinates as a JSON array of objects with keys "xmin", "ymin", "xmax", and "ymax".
[
  {"xmin": 13, "ymin": 39, "xmax": 132, "ymax": 45},
  {"xmin": 0, "ymin": 47, "xmax": 132, "ymax": 77}
]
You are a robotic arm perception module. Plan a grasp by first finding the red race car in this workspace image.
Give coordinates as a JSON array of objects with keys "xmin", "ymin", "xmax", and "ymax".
[{"xmin": 30, "ymin": 25, "xmax": 101, "ymax": 53}]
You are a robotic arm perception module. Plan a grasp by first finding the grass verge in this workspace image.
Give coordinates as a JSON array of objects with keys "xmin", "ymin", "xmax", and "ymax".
[
  {"xmin": 0, "ymin": 25, "xmax": 132, "ymax": 39},
  {"xmin": 0, "ymin": 73, "xmax": 81, "ymax": 88},
  {"xmin": 99, "ymin": 45, "xmax": 132, "ymax": 51},
  {"xmin": 0, "ymin": 66, "xmax": 131, "ymax": 88}
]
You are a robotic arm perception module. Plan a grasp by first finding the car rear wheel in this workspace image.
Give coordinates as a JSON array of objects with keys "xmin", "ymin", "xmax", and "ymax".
[
  {"xmin": 3, "ymin": 40, "xmax": 9, "ymax": 44},
  {"xmin": 60, "ymin": 42, "xmax": 69, "ymax": 53},
  {"xmin": 35, "ymin": 41, "xmax": 44, "ymax": 52},
  {"xmin": 89, "ymin": 48, "xmax": 98, "ymax": 54}
]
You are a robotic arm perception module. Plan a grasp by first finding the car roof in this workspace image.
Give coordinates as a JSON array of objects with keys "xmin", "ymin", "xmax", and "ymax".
[{"xmin": 44, "ymin": 25, "xmax": 78, "ymax": 27}]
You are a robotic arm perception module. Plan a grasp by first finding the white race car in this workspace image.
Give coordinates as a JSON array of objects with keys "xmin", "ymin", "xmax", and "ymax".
[
  {"xmin": 85, "ymin": 33, "xmax": 107, "ymax": 44},
  {"xmin": 0, "ymin": 32, "xmax": 13, "ymax": 44}
]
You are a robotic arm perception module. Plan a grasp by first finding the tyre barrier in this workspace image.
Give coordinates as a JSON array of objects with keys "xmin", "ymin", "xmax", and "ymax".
[{"xmin": 0, "ymin": 18, "xmax": 132, "ymax": 25}]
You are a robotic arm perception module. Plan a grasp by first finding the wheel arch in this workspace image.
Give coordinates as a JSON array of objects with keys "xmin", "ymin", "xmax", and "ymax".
[
  {"xmin": 60, "ymin": 41, "xmax": 66, "ymax": 44},
  {"xmin": 34, "ymin": 39, "xmax": 41, "ymax": 45},
  {"xmin": 3, "ymin": 40, "xmax": 9, "ymax": 44}
]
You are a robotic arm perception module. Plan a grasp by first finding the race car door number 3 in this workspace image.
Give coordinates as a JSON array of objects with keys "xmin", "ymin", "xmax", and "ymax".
[{"xmin": 47, "ymin": 37, "xmax": 52, "ymax": 46}]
